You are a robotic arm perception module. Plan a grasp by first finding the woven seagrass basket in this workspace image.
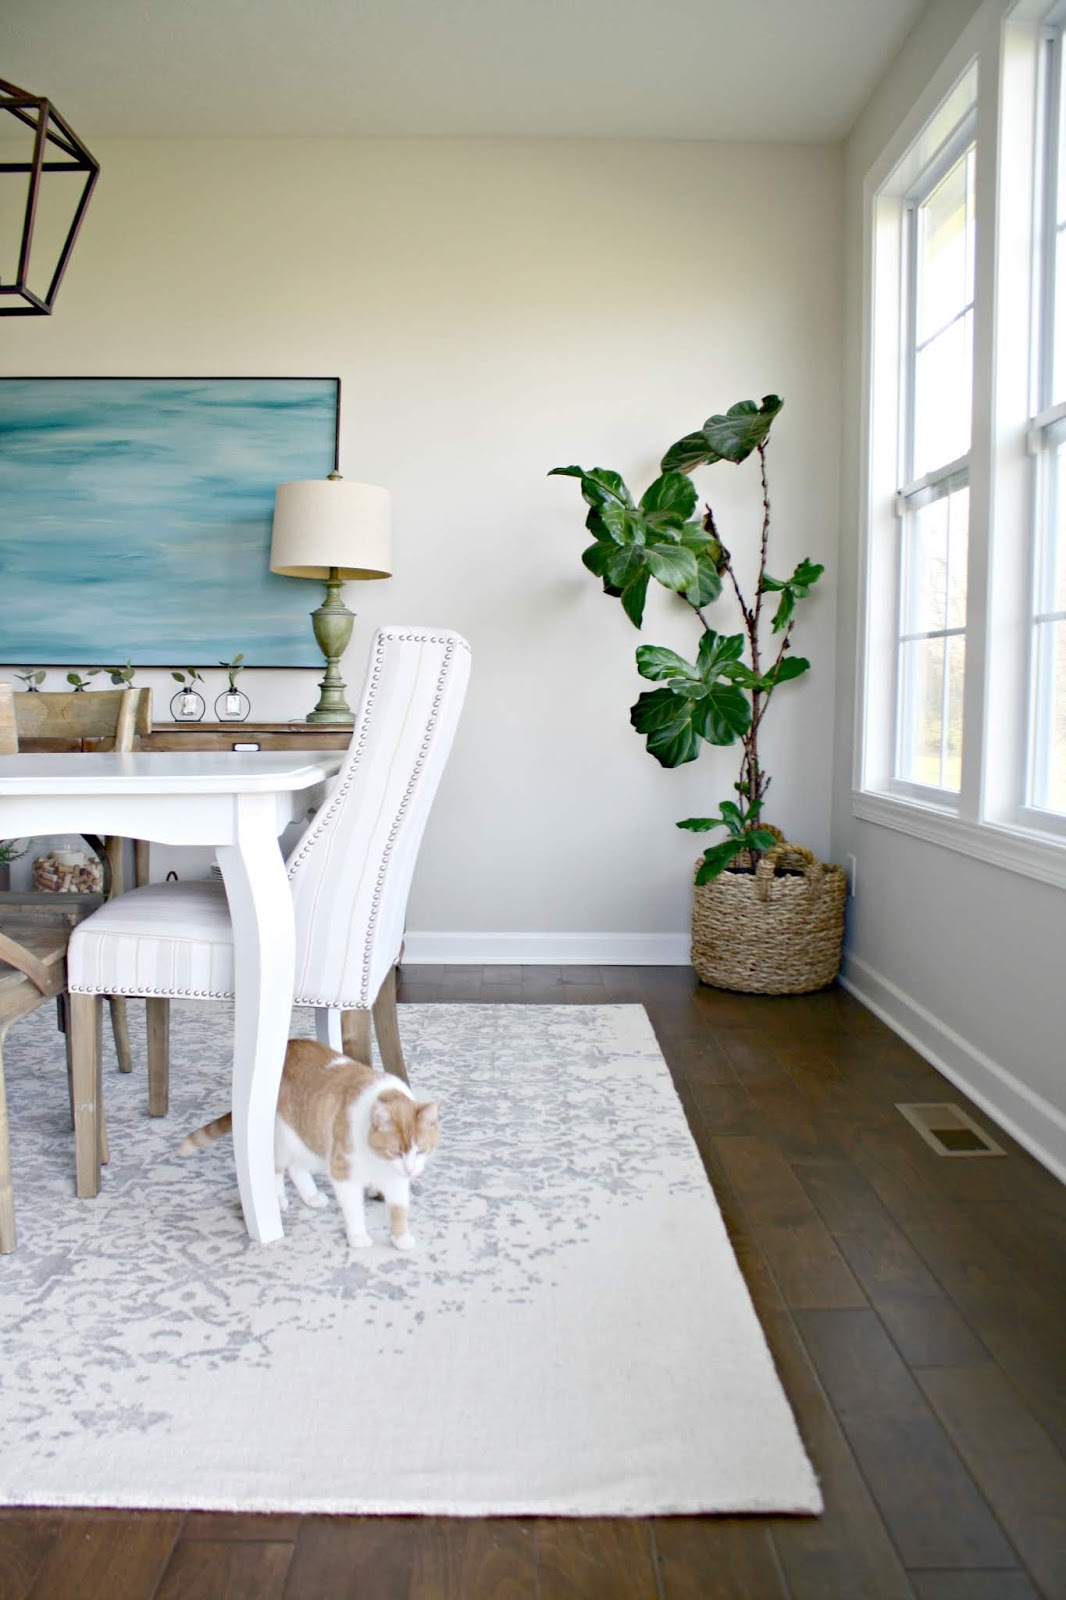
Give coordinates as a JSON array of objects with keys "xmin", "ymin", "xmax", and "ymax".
[{"xmin": 691, "ymin": 837, "xmax": 846, "ymax": 995}]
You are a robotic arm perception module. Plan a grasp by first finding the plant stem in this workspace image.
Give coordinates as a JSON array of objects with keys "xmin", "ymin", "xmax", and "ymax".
[{"xmin": 737, "ymin": 440, "xmax": 774, "ymax": 812}]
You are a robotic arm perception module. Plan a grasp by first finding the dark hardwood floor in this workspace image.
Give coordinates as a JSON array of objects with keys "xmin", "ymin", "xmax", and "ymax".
[{"xmin": 2, "ymin": 964, "xmax": 1064, "ymax": 1600}]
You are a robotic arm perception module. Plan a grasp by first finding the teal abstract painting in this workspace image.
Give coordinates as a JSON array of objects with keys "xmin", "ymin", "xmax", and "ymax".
[{"xmin": 0, "ymin": 376, "xmax": 339, "ymax": 666}]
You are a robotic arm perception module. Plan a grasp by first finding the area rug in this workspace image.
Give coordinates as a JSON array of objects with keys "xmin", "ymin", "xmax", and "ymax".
[{"xmin": 0, "ymin": 1001, "xmax": 821, "ymax": 1515}]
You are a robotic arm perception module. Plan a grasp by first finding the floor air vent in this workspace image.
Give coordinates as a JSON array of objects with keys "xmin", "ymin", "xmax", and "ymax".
[{"xmin": 896, "ymin": 1102, "xmax": 1005, "ymax": 1158}]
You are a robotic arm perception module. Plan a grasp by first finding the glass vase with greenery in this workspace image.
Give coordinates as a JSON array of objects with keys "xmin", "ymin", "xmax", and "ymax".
[
  {"xmin": 170, "ymin": 667, "xmax": 206, "ymax": 722},
  {"xmin": 216, "ymin": 654, "xmax": 248, "ymax": 721},
  {"xmin": 550, "ymin": 395, "xmax": 823, "ymax": 883}
]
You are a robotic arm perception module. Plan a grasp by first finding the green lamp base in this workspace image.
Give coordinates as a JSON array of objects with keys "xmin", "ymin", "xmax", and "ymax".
[{"xmin": 307, "ymin": 569, "xmax": 356, "ymax": 724}]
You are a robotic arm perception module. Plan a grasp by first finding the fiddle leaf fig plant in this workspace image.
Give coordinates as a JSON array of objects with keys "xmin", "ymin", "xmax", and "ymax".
[{"xmin": 551, "ymin": 394, "xmax": 824, "ymax": 882}]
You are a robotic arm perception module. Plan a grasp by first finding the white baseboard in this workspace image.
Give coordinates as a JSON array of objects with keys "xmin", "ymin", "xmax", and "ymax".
[
  {"xmin": 842, "ymin": 954, "xmax": 1066, "ymax": 1186},
  {"xmin": 401, "ymin": 932, "xmax": 691, "ymax": 966}
]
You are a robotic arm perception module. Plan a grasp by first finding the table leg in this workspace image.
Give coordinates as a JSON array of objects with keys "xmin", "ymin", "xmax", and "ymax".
[{"xmin": 217, "ymin": 795, "xmax": 294, "ymax": 1244}]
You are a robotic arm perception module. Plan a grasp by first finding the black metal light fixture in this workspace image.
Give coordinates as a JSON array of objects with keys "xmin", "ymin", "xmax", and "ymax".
[{"xmin": 0, "ymin": 77, "xmax": 99, "ymax": 316}]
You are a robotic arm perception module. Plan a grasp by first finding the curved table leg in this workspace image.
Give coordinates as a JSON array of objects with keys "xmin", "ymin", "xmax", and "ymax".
[{"xmin": 217, "ymin": 794, "xmax": 294, "ymax": 1244}]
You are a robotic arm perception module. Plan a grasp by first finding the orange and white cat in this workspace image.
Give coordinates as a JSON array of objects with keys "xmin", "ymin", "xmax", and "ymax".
[{"xmin": 179, "ymin": 1038, "xmax": 440, "ymax": 1251}]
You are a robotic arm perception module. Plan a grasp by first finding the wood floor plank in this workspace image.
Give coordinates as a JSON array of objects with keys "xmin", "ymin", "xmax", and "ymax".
[
  {"xmin": 755, "ymin": 1302, "xmax": 916, "ymax": 1600},
  {"xmin": 916, "ymin": 1364, "xmax": 1066, "ymax": 1598},
  {"xmin": 0, "ymin": 1516, "xmax": 59, "ymax": 1600},
  {"xmin": 736, "ymin": 1075, "xmax": 850, "ymax": 1159},
  {"xmin": 712, "ymin": 1136, "xmax": 867, "ymax": 1309},
  {"xmin": 795, "ymin": 1309, "xmax": 1018, "ymax": 1571},
  {"xmin": 409, "ymin": 1519, "xmax": 536, "ymax": 1599},
  {"xmin": 535, "ymin": 1519, "xmax": 660, "ymax": 1600},
  {"xmin": 851, "ymin": 1127, "xmax": 1066, "ymax": 1452},
  {"xmin": 909, "ymin": 1573, "xmax": 1041, "ymax": 1599},
  {"xmin": 682, "ymin": 1079, "xmax": 760, "ymax": 1138},
  {"xmin": 284, "ymin": 1516, "xmax": 415, "ymax": 1599},
  {"xmin": 155, "ymin": 1539, "xmax": 293, "ymax": 1600},
  {"xmin": 716, "ymin": 1029, "xmax": 791, "ymax": 1086},
  {"xmin": 668, "ymin": 1024, "xmax": 914, "ymax": 1597},
  {"xmin": 793, "ymin": 1157, "xmax": 989, "ymax": 1368},
  {"xmin": 663, "ymin": 1034, "xmax": 738, "ymax": 1088},
  {"xmin": 653, "ymin": 1516, "xmax": 789, "ymax": 1600},
  {"xmin": 183, "ymin": 1512, "xmax": 302, "ymax": 1542},
  {"xmin": 25, "ymin": 1513, "xmax": 182, "ymax": 1600},
  {"xmin": 964, "ymin": 1202, "xmax": 1066, "ymax": 1321}
]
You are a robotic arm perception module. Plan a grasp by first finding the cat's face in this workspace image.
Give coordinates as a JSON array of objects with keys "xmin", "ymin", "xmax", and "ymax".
[{"xmin": 369, "ymin": 1095, "xmax": 440, "ymax": 1177}]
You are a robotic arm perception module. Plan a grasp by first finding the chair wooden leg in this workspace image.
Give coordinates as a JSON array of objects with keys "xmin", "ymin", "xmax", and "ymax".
[
  {"xmin": 372, "ymin": 965, "xmax": 408, "ymax": 1084},
  {"xmin": 0, "ymin": 1024, "xmax": 16, "ymax": 1253},
  {"xmin": 70, "ymin": 993, "xmax": 102, "ymax": 1198},
  {"xmin": 57, "ymin": 993, "xmax": 76, "ymax": 1129},
  {"xmin": 133, "ymin": 839, "xmax": 150, "ymax": 887},
  {"xmin": 341, "ymin": 1008, "xmax": 372, "ymax": 1064},
  {"xmin": 102, "ymin": 836, "xmax": 135, "ymax": 1074},
  {"xmin": 97, "ymin": 1041, "xmax": 109, "ymax": 1167},
  {"xmin": 314, "ymin": 1008, "xmax": 343, "ymax": 1051},
  {"xmin": 108, "ymin": 994, "xmax": 134, "ymax": 1074},
  {"xmin": 146, "ymin": 997, "xmax": 170, "ymax": 1117}
]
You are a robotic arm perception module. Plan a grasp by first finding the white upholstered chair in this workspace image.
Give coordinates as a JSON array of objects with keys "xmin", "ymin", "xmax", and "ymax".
[{"xmin": 65, "ymin": 627, "xmax": 470, "ymax": 1191}]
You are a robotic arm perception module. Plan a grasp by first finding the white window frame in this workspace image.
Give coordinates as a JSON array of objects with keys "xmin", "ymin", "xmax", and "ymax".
[
  {"xmin": 892, "ymin": 112, "xmax": 976, "ymax": 806},
  {"xmin": 854, "ymin": 0, "xmax": 1066, "ymax": 891},
  {"xmin": 1021, "ymin": 10, "xmax": 1066, "ymax": 836}
]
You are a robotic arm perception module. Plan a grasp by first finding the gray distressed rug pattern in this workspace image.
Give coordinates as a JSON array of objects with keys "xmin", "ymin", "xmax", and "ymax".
[{"xmin": 0, "ymin": 1001, "xmax": 821, "ymax": 1515}]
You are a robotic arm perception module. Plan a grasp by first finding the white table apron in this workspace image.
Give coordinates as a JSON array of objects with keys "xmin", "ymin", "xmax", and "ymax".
[{"xmin": 0, "ymin": 752, "xmax": 344, "ymax": 1244}]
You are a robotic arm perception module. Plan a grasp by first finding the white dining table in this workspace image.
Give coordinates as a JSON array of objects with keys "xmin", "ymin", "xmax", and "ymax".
[{"xmin": 0, "ymin": 749, "xmax": 344, "ymax": 1244}]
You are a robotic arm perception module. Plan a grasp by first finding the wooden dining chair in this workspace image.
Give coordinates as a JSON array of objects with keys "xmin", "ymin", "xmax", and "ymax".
[
  {"xmin": 6, "ymin": 685, "xmax": 153, "ymax": 1074},
  {"xmin": 64, "ymin": 627, "xmax": 471, "ymax": 1199},
  {"xmin": 0, "ymin": 685, "xmax": 108, "ymax": 1248}
]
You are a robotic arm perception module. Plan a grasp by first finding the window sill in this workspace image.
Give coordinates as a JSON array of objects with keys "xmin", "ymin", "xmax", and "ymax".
[{"xmin": 852, "ymin": 789, "xmax": 1066, "ymax": 890}]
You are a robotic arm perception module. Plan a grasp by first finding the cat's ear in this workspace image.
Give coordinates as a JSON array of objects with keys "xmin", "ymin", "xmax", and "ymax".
[
  {"xmin": 416, "ymin": 1101, "xmax": 440, "ymax": 1127},
  {"xmin": 371, "ymin": 1101, "xmax": 395, "ymax": 1132}
]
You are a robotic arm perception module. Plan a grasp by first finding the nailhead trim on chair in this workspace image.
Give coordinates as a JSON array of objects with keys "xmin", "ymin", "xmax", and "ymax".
[
  {"xmin": 68, "ymin": 982, "xmax": 235, "ymax": 999},
  {"xmin": 356, "ymin": 644, "xmax": 454, "ymax": 1007}
]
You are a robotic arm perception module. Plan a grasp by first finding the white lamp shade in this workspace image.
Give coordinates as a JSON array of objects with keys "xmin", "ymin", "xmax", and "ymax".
[{"xmin": 270, "ymin": 477, "xmax": 392, "ymax": 580}]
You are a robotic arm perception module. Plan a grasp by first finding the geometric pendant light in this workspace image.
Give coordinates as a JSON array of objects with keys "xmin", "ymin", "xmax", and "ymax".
[{"xmin": 0, "ymin": 77, "xmax": 99, "ymax": 316}]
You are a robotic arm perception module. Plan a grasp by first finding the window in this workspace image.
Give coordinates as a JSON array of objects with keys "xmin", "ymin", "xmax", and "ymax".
[
  {"xmin": 857, "ymin": 9, "xmax": 1066, "ymax": 888},
  {"xmin": 895, "ymin": 127, "xmax": 976, "ymax": 798},
  {"xmin": 1027, "ymin": 19, "xmax": 1066, "ymax": 821}
]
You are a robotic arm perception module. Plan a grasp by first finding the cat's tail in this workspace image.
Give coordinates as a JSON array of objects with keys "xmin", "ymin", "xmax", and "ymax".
[{"xmin": 178, "ymin": 1113, "xmax": 233, "ymax": 1155}]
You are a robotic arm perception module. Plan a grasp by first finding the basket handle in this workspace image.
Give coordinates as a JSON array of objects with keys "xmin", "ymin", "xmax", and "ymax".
[{"xmin": 754, "ymin": 839, "xmax": 824, "ymax": 901}]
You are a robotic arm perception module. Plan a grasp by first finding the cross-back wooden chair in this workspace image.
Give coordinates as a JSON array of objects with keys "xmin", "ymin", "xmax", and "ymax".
[
  {"xmin": 6, "ymin": 685, "xmax": 153, "ymax": 1074},
  {"xmin": 0, "ymin": 684, "xmax": 110, "ymax": 1248}
]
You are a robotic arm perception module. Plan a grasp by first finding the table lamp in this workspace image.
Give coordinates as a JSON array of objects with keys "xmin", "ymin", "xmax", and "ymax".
[{"xmin": 270, "ymin": 472, "xmax": 391, "ymax": 723}]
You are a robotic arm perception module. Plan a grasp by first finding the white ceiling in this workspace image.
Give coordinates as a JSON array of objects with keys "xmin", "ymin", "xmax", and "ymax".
[{"xmin": 6, "ymin": 0, "xmax": 926, "ymax": 143}]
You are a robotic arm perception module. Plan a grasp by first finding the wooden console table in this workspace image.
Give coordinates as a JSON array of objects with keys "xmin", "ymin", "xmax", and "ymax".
[{"xmin": 142, "ymin": 721, "xmax": 351, "ymax": 753}]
